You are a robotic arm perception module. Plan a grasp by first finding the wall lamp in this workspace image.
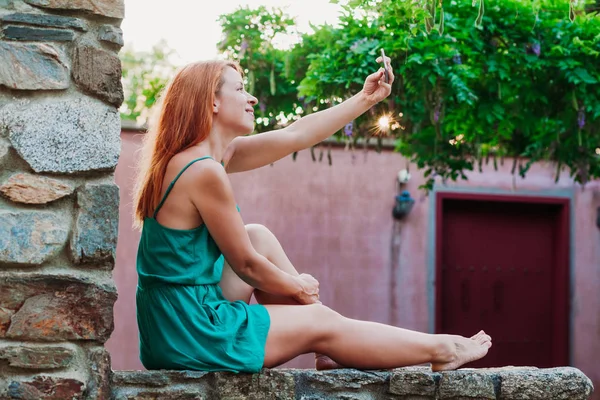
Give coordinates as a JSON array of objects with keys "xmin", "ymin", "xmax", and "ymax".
[{"xmin": 393, "ymin": 190, "xmax": 415, "ymax": 220}]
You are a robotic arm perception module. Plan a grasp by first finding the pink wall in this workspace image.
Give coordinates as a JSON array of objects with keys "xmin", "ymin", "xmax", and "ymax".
[{"xmin": 108, "ymin": 131, "xmax": 600, "ymax": 395}]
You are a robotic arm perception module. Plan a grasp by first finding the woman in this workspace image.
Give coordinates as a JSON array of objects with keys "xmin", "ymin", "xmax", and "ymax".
[{"xmin": 133, "ymin": 56, "xmax": 492, "ymax": 373}]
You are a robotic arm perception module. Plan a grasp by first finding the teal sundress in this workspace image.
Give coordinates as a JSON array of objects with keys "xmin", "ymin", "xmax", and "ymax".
[{"xmin": 136, "ymin": 156, "xmax": 271, "ymax": 372}]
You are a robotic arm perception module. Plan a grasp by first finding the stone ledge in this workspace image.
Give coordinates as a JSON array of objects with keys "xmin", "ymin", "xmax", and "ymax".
[{"xmin": 112, "ymin": 366, "xmax": 593, "ymax": 400}]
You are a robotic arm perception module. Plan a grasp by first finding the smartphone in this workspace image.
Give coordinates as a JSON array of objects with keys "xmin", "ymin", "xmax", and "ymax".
[{"xmin": 380, "ymin": 49, "xmax": 390, "ymax": 84}]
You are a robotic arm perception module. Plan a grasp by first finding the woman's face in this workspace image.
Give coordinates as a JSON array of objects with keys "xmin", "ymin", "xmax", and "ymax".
[{"xmin": 214, "ymin": 66, "xmax": 258, "ymax": 136}]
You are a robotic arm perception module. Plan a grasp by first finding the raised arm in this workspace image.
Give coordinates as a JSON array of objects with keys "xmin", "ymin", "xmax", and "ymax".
[
  {"xmin": 224, "ymin": 56, "xmax": 394, "ymax": 173},
  {"xmin": 190, "ymin": 161, "xmax": 318, "ymax": 302}
]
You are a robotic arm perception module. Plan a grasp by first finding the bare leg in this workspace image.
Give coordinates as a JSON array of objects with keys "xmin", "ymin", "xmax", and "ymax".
[
  {"xmin": 219, "ymin": 224, "xmax": 341, "ymax": 369},
  {"xmin": 262, "ymin": 304, "xmax": 492, "ymax": 370}
]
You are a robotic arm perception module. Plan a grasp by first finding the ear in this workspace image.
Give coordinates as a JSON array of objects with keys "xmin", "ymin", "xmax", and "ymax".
[{"xmin": 213, "ymin": 99, "xmax": 220, "ymax": 114}]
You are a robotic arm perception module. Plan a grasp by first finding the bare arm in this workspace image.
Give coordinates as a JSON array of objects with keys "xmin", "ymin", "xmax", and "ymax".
[
  {"xmin": 189, "ymin": 162, "xmax": 314, "ymax": 299},
  {"xmin": 225, "ymin": 56, "xmax": 394, "ymax": 173}
]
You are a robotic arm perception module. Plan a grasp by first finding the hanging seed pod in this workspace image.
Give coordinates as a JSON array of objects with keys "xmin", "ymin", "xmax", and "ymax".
[
  {"xmin": 247, "ymin": 70, "xmax": 255, "ymax": 95},
  {"xmin": 438, "ymin": 7, "xmax": 445, "ymax": 35},
  {"xmin": 310, "ymin": 146, "xmax": 316, "ymax": 162},
  {"xmin": 319, "ymin": 148, "xmax": 324, "ymax": 162},
  {"xmin": 475, "ymin": 0, "xmax": 485, "ymax": 26},
  {"xmin": 270, "ymin": 65, "xmax": 276, "ymax": 96},
  {"xmin": 569, "ymin": 0, "xmax": 576, "ymax": 22},
  {"xmin": 425, "ymin": 0, "xmax": 435, "ymax": 33},
  {"xmin": 328, "ymin": 143, "xmax": 332, "ymax": 166},
  {"xmin": 292, "ymin": 151, "xmax": 298, "ymax": 161},
  {"xmin": 284, "ymin": 52, "xmax": 292, "ymax": 80}
]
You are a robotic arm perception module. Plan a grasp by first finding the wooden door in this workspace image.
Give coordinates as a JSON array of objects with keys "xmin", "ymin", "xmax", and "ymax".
[{"xmin": 435, "ymin": 193, "xmax": 569, "ymax": 368}]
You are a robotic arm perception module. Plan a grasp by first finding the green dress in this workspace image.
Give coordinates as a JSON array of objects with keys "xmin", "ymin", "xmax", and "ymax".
[{"xmin": 136, "ymin": 156, "xmax": 271, "ymax": 373}]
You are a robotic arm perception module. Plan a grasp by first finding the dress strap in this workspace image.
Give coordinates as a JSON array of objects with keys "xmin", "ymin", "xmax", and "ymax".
[{"xmin": 153, "ymin": 156, "xmax": 216, "ymax": 218}]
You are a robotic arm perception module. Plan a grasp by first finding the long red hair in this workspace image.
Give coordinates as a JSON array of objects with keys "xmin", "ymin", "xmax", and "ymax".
[{"xmin": 133, "ymin": 60, "xmax": 242, "ymax": 229}]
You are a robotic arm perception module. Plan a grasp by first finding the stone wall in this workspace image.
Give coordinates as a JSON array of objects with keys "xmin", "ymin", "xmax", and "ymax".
[
  {"xmin": 113, "ymin": 367, "xmax": 594, "ymax": 400},
  {"xmin": 0, "ymin": 0, "xmax": 122, "ymax": 398}
]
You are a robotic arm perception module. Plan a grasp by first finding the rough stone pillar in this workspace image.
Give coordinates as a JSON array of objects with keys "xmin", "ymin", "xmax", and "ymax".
[{"xmin": 0, "ymin": 1, "xmax": 123, "ymax": 398}]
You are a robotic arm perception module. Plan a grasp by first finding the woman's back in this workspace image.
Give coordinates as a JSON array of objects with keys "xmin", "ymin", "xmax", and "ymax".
[{"xmin": 137, "ymin": 155, "xmax": 226, "ymax": 288}]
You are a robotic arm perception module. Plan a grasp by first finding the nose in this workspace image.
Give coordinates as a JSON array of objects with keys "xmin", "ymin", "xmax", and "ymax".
[{"xmin": 247, "ymin": 93, "xmax": 258, "ymax": 106}]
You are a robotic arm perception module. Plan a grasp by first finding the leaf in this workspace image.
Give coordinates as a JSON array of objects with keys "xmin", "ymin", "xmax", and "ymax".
[{"xmin": 573, "ymin": 68, "xmax": 597, "ymax": 84}]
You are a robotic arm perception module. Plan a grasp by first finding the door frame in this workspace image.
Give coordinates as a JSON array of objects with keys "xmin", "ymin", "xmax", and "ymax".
[{"xmin": 428, "ymin": 187, "xmax": 573, "ymax": 365}]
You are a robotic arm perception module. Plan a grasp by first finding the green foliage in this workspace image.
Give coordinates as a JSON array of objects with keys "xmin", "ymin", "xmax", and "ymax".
[
  {"xmin": 217, "ymin": 6, "xmax": 302, "ymax": 131},
  {"xmin": 301, "ymin": 0, "xmax": 600, "ymax": 189},
  {"xmin": 120, "ymin": 40, "xmax": 176, "ymax": 124},
  {"xmin": 120, "ymin": 1, "xmax": 600, "ymax": 188}
]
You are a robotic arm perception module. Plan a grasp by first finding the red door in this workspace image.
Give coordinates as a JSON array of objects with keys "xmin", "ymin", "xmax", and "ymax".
[{"xmin": 435, "ymin": 193, "xmax": 569, "ymax": 368}]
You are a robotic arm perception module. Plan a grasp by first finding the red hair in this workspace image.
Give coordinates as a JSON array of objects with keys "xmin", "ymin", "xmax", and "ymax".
[{"xmin": 133, "ymin": 60, "xmax": 242, "ymax": 229}]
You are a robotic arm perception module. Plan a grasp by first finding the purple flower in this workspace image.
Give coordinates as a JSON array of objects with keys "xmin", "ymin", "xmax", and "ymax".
[
  {"xmin": 532, "ymin": 43, "xmax": 541, "ymax": 57},
  {"xmin": 453, "ymin": 54, "xmax": 462, "ymax": 64},
  {"xmin": 344, "ymin": 121, "xmax": 353, "ymax": 136},
  {"xmin": 578, "ymin": 108, "xmax": 585, "ymax": 129},
  {"xmin": 259, "ymin": 103, "xmax": 266, "ymax": 113},
  {"xmin": 240, "ymin": 39, "xmax": 249, "ymax": 52}
]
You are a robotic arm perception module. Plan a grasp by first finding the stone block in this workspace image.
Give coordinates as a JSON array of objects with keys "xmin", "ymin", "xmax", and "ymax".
[
  {"xmin": 113, "ymin": 391, "xmax": 204, "ymax": 400},
  {"xmin": 7, "ymin": 376, "xmax": 85, "ymax": 399},
  {"xmin": 439, "ymin": 370, "xmax": 496, "ymax": 399},
  {"xmin": 98, "ymin": 24, "xmax": 123, "ymax": 46},
  {"xmin": 70, "ymin": 183, "xmax": 119, "ymax": 265},
  {"xmin": 24, "ymin": 0, "xmax": 124, "ymax": 19},
  {"xmin": 1, "ymin": 12, "xmax": 88, "ymax": 31},
  {"xmin": 72, "ymin": 45, "xmax": 124, "ymax": 107},
  {"xmin": 0, "ymin": 173, "xmax": 74, "ymax": 204},
  {"xmin": 0, "ymin": 275, "xmax": 117, "ymax": 342},
  {"xmin": 499, "ymin": 367, "xmax": 593, "ymax": 400},
  {"xmin": 86, "ymin": 348, "xmax": 112, "ymax": 400},
  {"xmin": 213, "ymin": 369, "xmax": 295, "ymax": 399},
  {"xmin": 0, "ymin": 211, "xmax": 69, "ymax": 265},
  {"xmin": 0, "ymin": 139, "xmax": 9, "ymax": 163},
  {"xmin": 0, "ymin": 307, "xmax": 13, "ymax": 336},
  {"xmin": 0, "ymin": 345, "xmax": 74, "ymax": 369},
  {"xmin": 111, "ymin": 371, "xmax": 171, "ymax": 388},
  {"xmin": 2, "ymin": 97, "xmax": 121, "ymax": 173},
  {"xmin": 0, "ymin": 42, "xmax": 69, "ymax": 90},
  {"xmin": 3, "ymin": 25, "xmax": 75, "ymax": 41},
  {"xmin": 389, "ymin": 366, "xmax": 439, "ymax": 398}
]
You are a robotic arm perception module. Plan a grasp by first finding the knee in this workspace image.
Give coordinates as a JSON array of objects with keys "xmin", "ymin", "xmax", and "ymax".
[
  {"xmin": 308, "ymin": 304, "xmax": 344, "ymax": 338},
  {"xmin": 245, "ymin": 223, "xmax": 272, "ymax": 244}
]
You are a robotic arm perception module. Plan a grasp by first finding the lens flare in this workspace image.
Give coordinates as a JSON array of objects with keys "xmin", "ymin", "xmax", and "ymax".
[{"xmin": 378, "ymin": 115, "xmax": 391, "ymax": 131}]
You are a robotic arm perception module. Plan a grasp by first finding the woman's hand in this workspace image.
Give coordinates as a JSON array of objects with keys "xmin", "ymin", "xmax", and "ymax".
[
  {"xmin": 293, "ymin": 273, "xmax": 321, "ymax": 305},
  {"xmin": 361, "ymin": 55, "xmax": 395, "ymax": 105}
]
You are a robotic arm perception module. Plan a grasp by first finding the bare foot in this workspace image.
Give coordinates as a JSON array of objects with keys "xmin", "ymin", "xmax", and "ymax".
[
  {"xmin": 315, "ymin": 354, "xmax": 344, "ymax": 370},
  {"xmin": 431, "ymin": 331, "xmax": 492, "ymax": 372}
]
